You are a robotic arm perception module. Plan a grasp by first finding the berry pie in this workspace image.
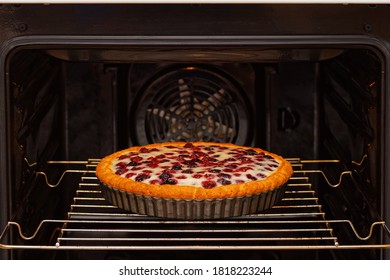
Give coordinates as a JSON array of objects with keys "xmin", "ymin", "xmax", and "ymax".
[{"xmin": 96, "ymin": 142, "xmax": 293, "ymax": 200}]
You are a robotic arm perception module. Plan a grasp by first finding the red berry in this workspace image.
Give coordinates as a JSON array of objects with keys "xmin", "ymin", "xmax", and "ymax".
[
  {"xmin": 159, "ymin": 172, "xmax": 172, "ymax": 180},
  {"xmin": 150, "ymin": 179, "xmax": 161, "ymax": 184},
  {"xmin": 219, "ymin": 173, "xmax": 231, "ymax": 179},
  {"xmin": 172, "ymin": 164, "xmax": 182, "ymax": 170},
  {"xmin": 125, "ymin": 173, "xmax": 135, "ymax": 178},
  {"xmin": 130, "ymin": 156, "xmax": 142, "ymax": 162},
  {"xmin": 118, "ymin": 154, "xmax": 130, "ymax": 160},
  {"xmin": 187, "ymin": 160, "xmax": 198, "ymax": 168},
  {"xmin": 139, "ymin": 147, "xmax": 150, "ymax": 153},
  {"xmin": 115, "ymin": 169, "xmax": 126, "ymax": 175},
  {"xmin": 184, "ymin": 142, "xmax": 194, "ymax": 148},
  {"xmin": 246, "ymin": 174, "xmax": 257, "ymax": 181},
  {"xmin": 135, "ymin": 173, "xmax": 150, "ymax": 182},
  {"xmin": 163, "ymin": 178, "xmax": 178, "ymax": 185},
  {"xmin": 131, "ymin": 166, "xmax": 142, "ymax": 171},
  {"xmin": 219, "ymin": 179, "xmax": 231, "ymax": 185},
  {"xmin": 116, "ymin": 162, "xmax": 127, "ymax": 168},
  {"xmin": 202, "ymin": 180, "xmax": 216, "ymax": 189}
]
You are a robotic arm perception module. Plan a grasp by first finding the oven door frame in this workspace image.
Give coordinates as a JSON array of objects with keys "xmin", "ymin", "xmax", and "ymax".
[{"xmin": 0, "ymin": 34, "xmax": 389, "ymax": 259}]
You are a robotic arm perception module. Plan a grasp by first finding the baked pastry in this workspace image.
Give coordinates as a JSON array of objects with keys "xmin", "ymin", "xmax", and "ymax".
[{"xmin": 96, "ymin": 142, "xmax": 293, "ymax": 201}]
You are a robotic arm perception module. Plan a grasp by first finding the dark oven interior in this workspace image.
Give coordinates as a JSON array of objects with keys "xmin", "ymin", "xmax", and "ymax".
[{"xmin": 0, "ymin": 4, "xmax": 389, "ymax": 260}]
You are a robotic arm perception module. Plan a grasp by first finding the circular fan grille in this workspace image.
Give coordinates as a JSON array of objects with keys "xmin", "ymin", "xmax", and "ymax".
[{"xmin": 131, "ymin": 66, "xmax": 251, "ymax": 145}]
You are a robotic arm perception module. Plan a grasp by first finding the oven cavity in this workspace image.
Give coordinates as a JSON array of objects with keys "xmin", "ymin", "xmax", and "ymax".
[{"xmin": 0, "ymin": 36, "xmax": 389, "ymax": 259}]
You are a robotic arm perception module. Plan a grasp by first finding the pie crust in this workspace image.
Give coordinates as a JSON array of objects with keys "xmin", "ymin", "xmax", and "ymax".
[{"xmin": 96, "ymin": 142, "xmax": 293, "ymax": 200}]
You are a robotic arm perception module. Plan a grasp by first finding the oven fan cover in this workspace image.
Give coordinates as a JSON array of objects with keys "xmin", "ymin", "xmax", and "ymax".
[{"xmin": 130, "ymin": 66, "xmax": 253, "ymax": 145}]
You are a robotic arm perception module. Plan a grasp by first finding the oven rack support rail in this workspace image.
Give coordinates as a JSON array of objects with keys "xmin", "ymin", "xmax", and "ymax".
[{"xmin": 0, "ymin": 158, "xmax": 389, "ymax": 251}]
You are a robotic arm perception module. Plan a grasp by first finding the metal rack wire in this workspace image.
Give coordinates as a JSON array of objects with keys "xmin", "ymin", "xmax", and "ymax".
[{"xmin": 1, "ymin": 158, "xmax": 389, "ymax": 251}]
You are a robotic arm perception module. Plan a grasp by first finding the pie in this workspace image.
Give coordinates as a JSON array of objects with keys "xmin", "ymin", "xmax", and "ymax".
[{"xmin": 96, "ymin": 142, "xmax": 293, "ymax": 200}]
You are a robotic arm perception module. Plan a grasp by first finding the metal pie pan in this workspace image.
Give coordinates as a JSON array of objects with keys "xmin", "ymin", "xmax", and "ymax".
[{"xmin": 100, "ymin": 183, "xmax": 286, "ymax": 219}]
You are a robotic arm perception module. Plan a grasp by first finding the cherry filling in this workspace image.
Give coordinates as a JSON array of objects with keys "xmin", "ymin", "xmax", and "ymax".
[
  {"xmin": 139, "ymin": 147, "xmax": 150, "ymax": 153},
  {"xmin": 130, "ymin": 156, "xmax": 142, "ymax": 162},
  {"xmin": 202, "ymin": 180, "xmax": 217, "ymax": 189},
  {"xmin": 172, "ymin": 165, "xmax": 182, "ymax": 170},
  {"xmin": 163, "ymin": 178, "xmax": 178, "ymax": 185},
  {"xmin": 159, "ymin": 172, "xmax": 172, "ymax": 180},
  {"xmin": 219, "ymin": 179, "xmax": 232, "ymax": 185},
  {"xmin": 219, "ymin": 173, "xmax": 231, "ymax": 179},
  {"xmin": 246, "ymin": 174, "xmax": 257, "ymax": 181},
  {"xmin": 184, "ymin": 142, "xmax": 194, "ymax": 148},
  {"xmin": 114, "ymin": 143, "xmax": 280, "ymax": 189},
  {"xmin": 135, "ymin": 173, "xmax": 150, "ymax": 182}
]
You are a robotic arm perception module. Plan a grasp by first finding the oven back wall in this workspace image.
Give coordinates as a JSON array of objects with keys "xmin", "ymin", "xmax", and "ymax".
[{"xmin": 63, "ymin": 62, "xmax": 118, "ymax": 159}]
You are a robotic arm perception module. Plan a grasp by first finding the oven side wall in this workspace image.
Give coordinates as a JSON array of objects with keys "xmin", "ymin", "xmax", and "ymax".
[{"xmin": 0, "ymin": 44, "xmax": 10, "ymax": 260}]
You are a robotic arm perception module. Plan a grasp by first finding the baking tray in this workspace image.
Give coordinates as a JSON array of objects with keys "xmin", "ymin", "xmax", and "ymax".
[{"xmin": 100, "ymin": 183, "xmax": 286, "ymax": 219}]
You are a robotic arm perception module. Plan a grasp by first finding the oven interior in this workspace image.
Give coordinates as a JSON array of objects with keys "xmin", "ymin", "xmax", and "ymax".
[{"xmin": 0, "ymin": 41, "xmax": 389, "ymax": 259}]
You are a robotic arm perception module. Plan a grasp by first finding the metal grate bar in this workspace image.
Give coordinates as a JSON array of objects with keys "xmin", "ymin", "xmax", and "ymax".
[{"xmin": 58, "ymin": 237, "xmax": 338, "ymax": 242}]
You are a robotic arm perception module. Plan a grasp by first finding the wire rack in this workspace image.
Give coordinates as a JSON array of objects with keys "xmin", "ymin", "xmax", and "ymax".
[{"xmin": 1, "ymin": 158, "xmax": 389, "ymax": 251}]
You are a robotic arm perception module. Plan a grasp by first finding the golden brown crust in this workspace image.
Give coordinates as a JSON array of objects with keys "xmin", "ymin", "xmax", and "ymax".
[{"xmin": 95, "ymin": 142, "xmax": 293, "ymax": 199}]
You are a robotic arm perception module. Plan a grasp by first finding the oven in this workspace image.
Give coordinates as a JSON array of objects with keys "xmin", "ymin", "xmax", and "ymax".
[{"xmin": 0, "ymin": 3, "xmax": 389, "ymax": 260}]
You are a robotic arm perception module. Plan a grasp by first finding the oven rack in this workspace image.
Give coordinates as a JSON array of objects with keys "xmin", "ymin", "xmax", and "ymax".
[{"xmin": 1, "ymin": 158, "xmax": 389, "ymax": 251}]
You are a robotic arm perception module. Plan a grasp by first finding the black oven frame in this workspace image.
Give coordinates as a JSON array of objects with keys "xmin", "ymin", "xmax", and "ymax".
[{"xmin": 0, "ymin": 4, "xmax": 389, "ymax": 260}]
